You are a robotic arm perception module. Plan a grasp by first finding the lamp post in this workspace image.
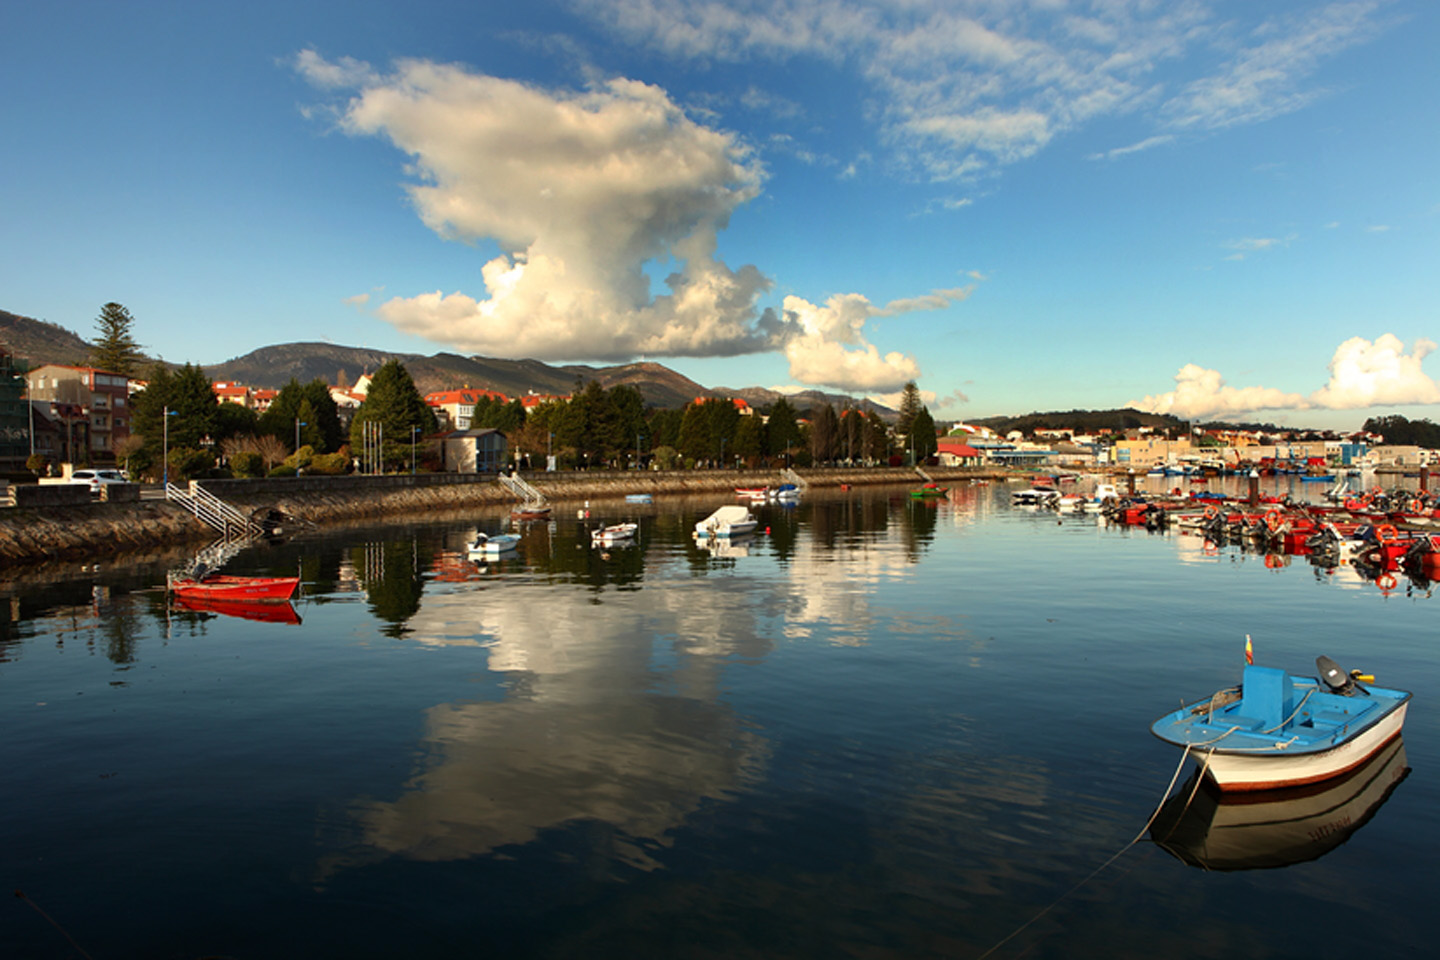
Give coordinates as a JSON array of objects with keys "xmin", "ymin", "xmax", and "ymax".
[
  {"xmin": 162, "ymin": 405, "xmax": 178, "ymax": 488},
  {"xmin": 636, "ymin": 432, "xmax": 644, "ymax": 469},
  {"xmin": 411, "ymin": 426, "xmax": 420, "ymax": 475},
  {"xmin": 719, "ymin": 437, "xmax": 726, "ymax": 468},
  {"xmin": 295, "ymin": 417, "xmax": 306, "ymax": 452}
]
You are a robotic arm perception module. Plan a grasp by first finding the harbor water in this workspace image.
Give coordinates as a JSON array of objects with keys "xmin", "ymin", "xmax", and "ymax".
[{"xmin": 2, "ymin": 477, "xmax": 1436, "ymax": 958}]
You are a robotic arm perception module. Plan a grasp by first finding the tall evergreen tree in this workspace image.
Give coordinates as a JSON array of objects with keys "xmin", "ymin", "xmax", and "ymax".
[
  {"xmin": 349, "ymin": 361, "xmax": 437, "ymax": 469},
  {"xmin": 895, "ymin": 381, "xmax": 924, "ymax": 444},
  {"xmin": 259, "ymin": 378, "xmax": 342, "ymax": 452},
  {"xmin": 90, "ymin": 302, "xmax": 144, "ymax": 375},
  {"xmin": 809, "ymin": 403, "xmax": 839, "ymax": 463},
  {"xmin": 911, "ymin": 407, "xmax": 938, "ymax": 461},
  {"xmin": 766, "ymin": 397, "xmax": 802, "ymax": 460}
]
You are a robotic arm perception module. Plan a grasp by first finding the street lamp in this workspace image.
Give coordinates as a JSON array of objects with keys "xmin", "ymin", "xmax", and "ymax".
[
  {"xmin": 636, "ymin": 432, "xmax": 644, "ymax": 469},
  {"xmin": 162, "ymin": 405, "xmax": 179, "ymax": 488},
  {"xmin": 294, "ymin": 417, "xmax": 307, "ymax": 452},
  {"xmin": 411, "ymin": 426, "xmax": 420, "ymax": 475},
  {"xmin": 719, "ymin": 437, "xmax": 726, "ymax": 468}
]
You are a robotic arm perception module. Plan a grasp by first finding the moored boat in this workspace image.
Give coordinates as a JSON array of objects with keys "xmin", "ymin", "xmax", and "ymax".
[
  {"xmin": 1151, "ymin": 655, "xmax": 1410, "ymax": 792},
  {"xmin": 468, "ymin": 532, "xmax": 520, "ymax": 557},
  {"xmin": 591, "ymin": 522, "xmax": 638, "ymax": 546},
  {"xmin": 694, "ymin": 505, "xmax": 758, "ymax": 539},
  {"xmin": 909, "ymin": 482, "xmax": 949, "ymax": 499},
  {"xmin": 168, "ymin": 573, "xmax": 300, "ymax": 602}
]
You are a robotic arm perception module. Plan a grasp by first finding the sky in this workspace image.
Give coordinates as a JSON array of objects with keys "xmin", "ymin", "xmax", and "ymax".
[{"xmin": 2, "ymin": 0, "xmax": 1437, "ymax": 429}]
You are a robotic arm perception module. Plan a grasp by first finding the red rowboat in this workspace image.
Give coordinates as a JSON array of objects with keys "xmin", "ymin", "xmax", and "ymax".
[{"xmin": 169, "ymin": 575, "xmax": 300, "ymax": 602}]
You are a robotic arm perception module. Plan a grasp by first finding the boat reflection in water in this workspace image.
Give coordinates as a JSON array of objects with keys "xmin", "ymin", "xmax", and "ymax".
[
  {"xmin": 1150, "ymin": 736, "xmax": 1409, "ymax": 870},
  {"xmin": 172, "ymin": 595, "xmax": 303, "ymax": 625}
]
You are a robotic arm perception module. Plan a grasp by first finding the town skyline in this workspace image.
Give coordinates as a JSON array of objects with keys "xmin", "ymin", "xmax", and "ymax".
[{"xmin": 2, "ymin": 1, "xmax": 1436, "ymax": 431}]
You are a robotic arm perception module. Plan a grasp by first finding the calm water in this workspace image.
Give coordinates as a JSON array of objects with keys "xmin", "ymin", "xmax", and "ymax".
[{"xmin": 2, "ymin": 478, "xmax": 1435, "ymax": 959}]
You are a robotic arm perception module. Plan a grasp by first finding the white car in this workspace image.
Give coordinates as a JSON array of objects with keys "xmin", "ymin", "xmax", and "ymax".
[{"xmin": 69, "ymin": 469, "xmax": 129, "ymax": 495}]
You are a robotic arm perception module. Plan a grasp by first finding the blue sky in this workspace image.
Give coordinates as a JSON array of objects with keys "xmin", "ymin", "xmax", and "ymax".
[{"xmin": 2, "ymin": 1, "xmax": 1436, "ymax": 428}]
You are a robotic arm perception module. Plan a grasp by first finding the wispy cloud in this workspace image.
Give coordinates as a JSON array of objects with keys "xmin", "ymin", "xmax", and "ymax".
[
  {"xmin": 1088, "ymin": 134, "xmax": 1174, "ymax": 161},
  {"xmin": 1365, "ymin": 224, "xmax": 1391, "ymax": 232},
  {"xmin": 573, "ymin": 1, "xmax": 1393, "ymax": 180},
  {"xmin": 1161, "ymin": 2, "xmax": 1386, "ymax": 131}
]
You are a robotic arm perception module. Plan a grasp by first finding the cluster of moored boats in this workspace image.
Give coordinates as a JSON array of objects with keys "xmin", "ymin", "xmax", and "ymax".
[
  {"xmin": 1011, "ymin": 476, "xmax": 1417, "ymax": 826},
  {"xmin": 1015, "ymin": 478, "xmax": 1440, "ymax": 583}
]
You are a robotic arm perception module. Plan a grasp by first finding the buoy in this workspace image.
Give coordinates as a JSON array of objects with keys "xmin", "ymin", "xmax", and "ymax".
[{"xmin": 764, "ymin": 527, "xmax": 770, "ymax": 535}]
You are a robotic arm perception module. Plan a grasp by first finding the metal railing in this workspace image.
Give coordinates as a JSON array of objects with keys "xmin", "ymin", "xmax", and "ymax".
[
  {"xmin": 165, "ymin": 482, "xmax": 264, "ymax": 540},
  {"xmin": 498, "ymin": 472, "xmax": 547, "ymax": 507}
]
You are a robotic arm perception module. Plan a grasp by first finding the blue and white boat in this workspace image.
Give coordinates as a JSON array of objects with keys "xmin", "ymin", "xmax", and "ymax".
[
  {"xmin": 1151, "ymin": 656, "xmax": 1410, "ymax": 792},
  {"xmin": 625, "ymin": 493, "xmax": 653, "ymax": 504},
  {"xmin": 467, "ymin": 532, "xmax": 520, "ymax": 558}
]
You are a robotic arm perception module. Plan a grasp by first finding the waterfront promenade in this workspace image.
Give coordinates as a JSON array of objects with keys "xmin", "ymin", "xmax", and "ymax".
[{"xmin": 0, "ymin": 465, "xmax": 1010, "ymax": 568}]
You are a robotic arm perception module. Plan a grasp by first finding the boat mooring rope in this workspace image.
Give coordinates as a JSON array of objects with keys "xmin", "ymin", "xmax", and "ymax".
[{"xmin": 975, "ymin": 743, "xmax": 1196, "ymax": 959}]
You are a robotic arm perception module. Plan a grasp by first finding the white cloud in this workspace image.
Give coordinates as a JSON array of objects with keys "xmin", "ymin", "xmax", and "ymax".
[
  {"xmin": 342, "ymin": 293, "xmax": 370, "ymax": 308},
  {"xmin": 302, "ymin": 54, "xmax": 776, "ymax": 361},
  {"xmin": 573, "ymin": 1, "xmax": 1391, "ymax": 181},
  {"xmin": 1128, "ymin": 363, "xmax": 1310, "ymax": 420},
  {"xmin": 1365, "ymin": 224, "xmax": 1391, "ymax": 233},
  {"xmin": 1130, "ymin": 334, "xmax": 1440, "ymax": 419},
  {"xmin": 298, "ymin": 51, "xmax": 958, "ymax": 385},
  {"xmin": 1087, "ymin": 134, "xmax": 1174, "ymax": 161},
  {"xmin": 1310, "ymin": 335, "xmax": 1440, "ymax": 408},
  {"xmin": 1162, "ymin": 2, "xmax": 1384, "ymax": 131}
]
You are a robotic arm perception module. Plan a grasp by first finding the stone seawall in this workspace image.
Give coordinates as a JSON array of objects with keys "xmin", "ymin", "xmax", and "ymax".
[{"xmin": 0, "ymin": 466, "xmax": 1006, "ymax": 567}]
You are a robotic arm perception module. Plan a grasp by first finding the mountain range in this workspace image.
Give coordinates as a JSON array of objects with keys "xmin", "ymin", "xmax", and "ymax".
[{"xmin": 0, "ymin": 308, "xmax": 890, "ymax": 415}]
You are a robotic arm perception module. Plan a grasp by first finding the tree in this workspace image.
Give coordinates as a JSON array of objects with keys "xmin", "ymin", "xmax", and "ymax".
[
  {"xmin": 809, "ymin": 403, "xmax": 839, "ymax": 463},
  {"xmin": 129, "ymin": 361, "xmax": 218, "ymax": 479},
  {"xmin": 766, "ymin": 397, "xmax": 802, "ymax": 461},
  {"xmin": 90, "ymin": 302, "xmax": 144, "ymax": 375},
  {"xmin": 912, "ymin": 407, "xmax": 938, "ymax": 461},
  {"xmin": 258, "ymin": 378, "xmax": 342, "ymax": 452},
  {"xmin": 895, "ymin": 381, "xmax": 924, "ymax": 446},
  {"xmin": 349, "ymin": 361, "xmax": 437, "ymax": 470}
]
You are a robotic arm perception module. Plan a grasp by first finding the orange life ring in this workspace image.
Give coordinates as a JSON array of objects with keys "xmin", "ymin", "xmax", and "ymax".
[
  {"xmin": 1377, "ymin": 572, "xmax": 1398, "ymax": 591},
  {"xmin": 1409, "ymin": 499, "xmax": 1424, "ymax": 514},
  {"xmin": 1376, "ymin": 523, "xmax": 1398, "ymax": 545},
  {"xmin": 1204, "ymin": 505, "xmax": 1217, "ymax": 518},
  {"xmin": 1264, "ymin": 510, "xmax": 1282, "ymax": 532},
  {"xmin": 1345, "ymin": 498, "xmax": 1361, "ymax": 511}
]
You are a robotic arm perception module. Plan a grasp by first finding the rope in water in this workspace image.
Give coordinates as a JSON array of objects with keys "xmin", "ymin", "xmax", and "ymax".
[{"xmin": 975, "ymin": 743, "xmax": 1195, "ymax": 959}]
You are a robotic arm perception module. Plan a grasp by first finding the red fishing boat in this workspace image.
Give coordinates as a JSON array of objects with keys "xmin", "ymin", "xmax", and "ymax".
[{"xmin": 168, "ymin": 574, "xmax": 300, "ymax": 602}]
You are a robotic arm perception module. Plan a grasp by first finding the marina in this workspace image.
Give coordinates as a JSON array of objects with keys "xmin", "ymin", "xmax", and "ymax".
[{"xmin": 2, "ymin": 476, "xmax": 1436, "ymax": 958}]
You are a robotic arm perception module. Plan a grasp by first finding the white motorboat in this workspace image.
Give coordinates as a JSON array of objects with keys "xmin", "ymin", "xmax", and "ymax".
[{"xmin": 694, "ymin": 505, "xmax": 758, "ymax": 539}]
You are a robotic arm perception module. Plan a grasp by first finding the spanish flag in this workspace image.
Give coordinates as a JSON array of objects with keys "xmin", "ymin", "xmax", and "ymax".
[{"xmin": 1245, "ymin": 635, "xmax": 1254, "ymax": 666}]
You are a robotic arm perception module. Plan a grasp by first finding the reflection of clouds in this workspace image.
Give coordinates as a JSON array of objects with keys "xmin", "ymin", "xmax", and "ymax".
[
  {"xmin": 340, "ymin": 693, "xmax": 767, "ymax": 869},
  {"xmin": 327, "ymin": 579, "xmax": 772, "ymax": 873}
]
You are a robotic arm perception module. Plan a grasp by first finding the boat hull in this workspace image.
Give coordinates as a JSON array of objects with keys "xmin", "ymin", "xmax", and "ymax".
[
  {"xmin": 1199, "ymin": 708, "xmax": 1406, "ymax": 791},
  {"xmin": 170, "ymin": 575, "xmax": 300, "ymax": 602},
  {"xmin": 1152, "ymin": 666, "xmax": 1411, "ymax": 792}
]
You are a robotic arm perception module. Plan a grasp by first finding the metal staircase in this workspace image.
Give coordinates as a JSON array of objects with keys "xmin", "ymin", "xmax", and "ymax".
[
  {"xmin": 498, "ymin": 472, "xmax": 548, "ymax": 509},
  {"xmin": 166, "ymin": 482, "xmax": 266, "ymax": 541}
]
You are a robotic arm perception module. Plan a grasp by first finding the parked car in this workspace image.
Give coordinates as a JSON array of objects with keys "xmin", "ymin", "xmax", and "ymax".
[{"xmin": 68, "ymin": 469, "xmax": 129, "ymax": 495}]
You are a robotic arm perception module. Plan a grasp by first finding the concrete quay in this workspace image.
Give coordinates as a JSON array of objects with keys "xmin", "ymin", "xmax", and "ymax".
[{"xmin": 0, "ymin": 466, "xmax": 1007, "ymax": 568}]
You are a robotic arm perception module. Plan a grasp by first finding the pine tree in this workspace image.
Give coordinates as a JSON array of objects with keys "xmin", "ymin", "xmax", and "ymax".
[{"xmin": 91, "ymin": 302, "xmax": 144, "ymax": 375}]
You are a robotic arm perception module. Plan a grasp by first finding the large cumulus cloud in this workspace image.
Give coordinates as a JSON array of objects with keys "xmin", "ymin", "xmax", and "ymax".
[
  {"xmin": 1129, "ymin": 335, "xmax": 1440, "ymax": 420},
  {"xmin": 296, "ymin": 52, "xmax": 954, "ymax": 393}
]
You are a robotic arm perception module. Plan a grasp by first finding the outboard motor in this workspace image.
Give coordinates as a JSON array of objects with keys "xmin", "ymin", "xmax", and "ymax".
[{"xmin": 1319, "ymin": 653, "xmax": 1359, "ymax": 699}]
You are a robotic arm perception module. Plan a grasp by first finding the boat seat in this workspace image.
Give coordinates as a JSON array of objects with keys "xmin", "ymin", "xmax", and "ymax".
[{"xmin": 1237, "ymin": 666, "xmax": 1293, "ymax": 730}]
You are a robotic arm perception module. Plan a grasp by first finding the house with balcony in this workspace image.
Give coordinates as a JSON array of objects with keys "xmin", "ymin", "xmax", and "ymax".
[{"xmin": 24, "ymin": 363, "xmax": 131, "ymax": 462}]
